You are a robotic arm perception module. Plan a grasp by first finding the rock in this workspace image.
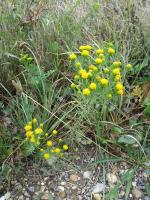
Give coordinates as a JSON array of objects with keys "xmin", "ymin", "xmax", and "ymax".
[
  {"xmin": 132, "ymin": 182, "xmax": 136, "ymax": 187},
  {"xmin": 92, "ymin": 183, "xmax": 105, "ymax": 193},
  {"xmin": 0, "ymin": 196, "xmax": 5, "ymax": 200},
  {"xmin": 59, "ymin": 191, "xmax": 66, "ymax": 198},
  {"xmin": 132, "ymin": 187, "xmax": 143, "ymax": 199},
  {"xmin": 60, "ymin": 182, "xmax": 66, "ymax": 186},
  {"xmin": 69, "ymin": 174, "xmax": 80, "ymax": 182},
  {"xmin": 72, "ymin": 185, "xmax": 77, "ymax": 190},
  {"xmin": 28, "ymin": 186, "xmax": 35, "ymax": 193},
  {"xmin": 58, "ymin": 186, "xmax": 65, "ymax": 192},
  {"xmin": 107, "ymin": 173, "xmax": 118, "ymax": 184},
  {"xmin": 4, "ymin": 192, "xmax": 11, "ymax": 199},
  {"xmin": 83, "ymin": 171, "xmax": 92, "ymax": 179},
  {"xmin": 93, "ymin": 193, "xmax": 101, "ymax": 200},
  {"xmin": 41, "ymin": 193, "xmax": 49, "ymax": 200}
]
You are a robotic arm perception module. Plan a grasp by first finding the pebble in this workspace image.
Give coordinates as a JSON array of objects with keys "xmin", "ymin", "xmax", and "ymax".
[
  {"xmin": 59, "ymin": 191, "xmax": 66, "ymax": 198},
  {"xmin": 132, "ymin": 181, "xmax": 136, "ymax": 187},
  {"xmin": 58, "ymin": 186, "xmax": 65, "ymax": 192},
  {"xmin": 93, "ymin": 193, "xmax": 101, "ymax": 200},
  {"xmin": 4, "ymin": 192, "xmax": 11, "ymax": 200},
  {"xmin": 61, "ymin": 182, "xmax": 66, "ymax": 186},
  {"xmin": 132, "ymin": 187, "xmax": 143, "ymax": 199},
  {"xmin": 41, "ymin": 193, "xmax": 49, "ymax": 200},
  {"xmin": 92, "ymin": 183, "xmax": 105, "ymax": 193},
  {"xmin": 28, "ymin": 186, "xmax": 35, "ymax": 193},
  {"xmin": 107, "ymin": 173, "xmax": 118, "ymax": 184},
  {"xmin": 83, "ymin": 171, "xmax": 92, "ymax": 179},
  {"xmin": 69, "ymin": 174, "xmax": 80, "ymax": 182}
]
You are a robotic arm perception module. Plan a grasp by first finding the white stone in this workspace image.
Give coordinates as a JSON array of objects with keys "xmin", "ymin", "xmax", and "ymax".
[
  {"xmin": 58, "ymin": 186, "xmax": 65, "ymax": 192},
  {"xmin": 107, "ymin": 173, "xmax": 118, "ymax": 184},
  {"xmin": 83, "ymin": 171, "xmax": 92, "ymax": 179},
  {"xmin": 4, "ymin": 192, "xmax": 11, "ymax": 200},
  {"xmin": 92, "ymin": 183, "xmax": 105, "ymax": 193}
]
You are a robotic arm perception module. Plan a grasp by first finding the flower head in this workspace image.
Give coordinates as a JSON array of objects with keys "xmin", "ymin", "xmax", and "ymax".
[
  {"xmin": 116, "ymin": 83, "xmax": 124, "ymax": 90},
  {"xmin": 74, "ymin": 75, "xmax": 80, "ymax": 80},
  {"xmin": 69, "ymin": 53, "xmax": 77, "ymax": 60},
  {"xmin": 44, "ymin": 153, "xmax": 50, "ymax": 159},
  {"xmin": 115, "ymin": 74, "xmax": 121, "ymax": 81},
  {"xmin": 113, "ymin": 61, "xmax": 122, "ymax": 67},
  {"xmin": 82, "ymin": 88, "xmax": 91, "ymax": 96},
  {"xmin": 89, "ymin": 82, "xmax": 97, "ymax": 90},
  {"xmin": 81, "ymin": 50, "xmax": 89, "ymax": 57},
  {"xmin": 96, "ymin": 48, "xmax": 104, "ymax": 54},
  {"xmin": 108, "ymin": 48, "xmax": 115, "ymax": 54},
  {"xmin": 81, "ymin": 71, "xmax": 89, "ymax": 79},
  {"xmin": 52, "ymin": 129, "xmax": 58, "ymax": 135},
  {"xmin": 24, "ymin": 125, "xmax": 32, "ymax": 132},
  {"xmin": 126, "ymin": 64, "xmax": 132, "ymax": 69},
  {"xmin": 46, "ymin": 140, "xmax": 53, "ymax": 147},
  {"xmin": 117, "ymin": 90, "xmax": 124, "ymax": 95},
  {"xmin": 112, "ymin": 68, "xmax": 121, "ymax": 75},
  {"xmin": 32, "ymin": 118, "xmax": 37, "ymax": 124},
  {"xmin": 107, "ymin": 93, "xmax": 112, "ymax": 99},
  {"xmin": 95, "ymin": 58, "xmax": 103, "ymax": 64},
  {"xmin": 100, "ymin": 78, "xmax": 109, "ymax": 86},
  {"xmin": 35, "ymin": 128, "xmax": 43, "ymax": 134},
  {"xmin": 55, "ymin": 148, "xmax": 61, "ymax": 153},
  {"xmin": 103, "ymin": 68, "xmax": 110, "ymax": 73},
  {"xmin": 26, "ymin": 131, "xmax": 33, "ymax": 138},
  {"xmin": 63, "ymin": 144, "xmax": 69, "ymax": 151},
  {"xmin": 76, "ymin": 62, "xmax": 81, "ymax": 68},
  {"xmin": 70, "ymin": 83, "xmax": 76, "ymax": 89}
]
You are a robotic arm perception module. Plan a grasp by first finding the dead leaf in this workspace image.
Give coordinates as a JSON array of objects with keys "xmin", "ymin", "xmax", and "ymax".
[{"xmin": 12, "ymin": 80, "xmax": 23, "ymax": 95}]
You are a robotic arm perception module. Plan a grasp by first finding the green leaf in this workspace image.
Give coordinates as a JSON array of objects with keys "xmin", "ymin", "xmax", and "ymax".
[
  {"xmin": 21, "ymin": 141, "xmax": 35, "ymax": 156},
  {"xmin": 118, "ymin": 135, "xmax": 135, "ymax": 144},
  {"xmin": 146, "ymin": 183, "xmax": 150, "ymax": 197}
]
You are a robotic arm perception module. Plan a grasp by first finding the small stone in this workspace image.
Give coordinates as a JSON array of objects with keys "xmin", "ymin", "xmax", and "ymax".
[
  {"xmin": 69, "ymin": 174, "xmax": 80, "ymax": 182},
  {"xmin": 93, "ymin": 193, "xmax": 101, "ymax": 200},
  {"xmin": 41, "ymin": 193, "xmax": 49, "ymax": 200},
  {"xmin": 28, "ymin": 186, "xmax": 35, "ymax": 193},
  {"xmin": 0, "ymin": 196, "xmax": 5, "ymax": 200},
  {"xmin": 61, "ymin": 182, "xmax": 66, "ymax": 186},
  {"xmin": 83, "ymin": 171, "xmax": 92, "ymax": 179},
  {"xmin": 59, "ymin": 191, "xmax": 66, "ymax": 198},
  {"xmin": 4, "ymin": 192, "xmax": 11, "ymax": 199},
  {"xmin": 132, "ymin": 182, "xmax": 136, "ymax": 187},
  {"xmin": 58, "ymin": 186, "xmax": 65, "ymax": 191},
  {"xmin": 132, "ymin": 187, "xmax": 143, "ymax": 199},
  {"xmin": 72, "ymin": 185, "xmax": 77, "ymax": 190},
  {"xmin": 107, "ymin": 173, "xmax": 118, "ymax": 184},
  {"xmin": 41, "ymin": 182, "xmax": 45, "ymax": 186},
  {"xmin": 92, "ymin": 183, "xmax": 105, "ymax": 193}
]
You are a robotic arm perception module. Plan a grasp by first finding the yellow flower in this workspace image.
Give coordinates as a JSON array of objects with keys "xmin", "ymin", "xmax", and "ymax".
[
  {"xmin": 126, "ymin": 64, "xmax": 132, "ymax": 69},
  {"xmin": 100, "ymin": 78, "xmax": 109, "ymax": 86},
  {"xmin": 44, "ymin": 153, "xmax": 50, "ymax": 159},
  {"xmin": 84, "ymin": 45, "xmax": 92, "ymax": 51},
  {"xmin": 79, "ymin": 69, "xmax": 86, "ymax": 75},
  {"xmin": 82, "ymin": 88, "xmax": 91, "ymax": 96},
  {"xmin": 76, "ymin": 62, "xmax": 81, "ymax": 68},
  {"xmin": 89, "ymin": 65, "xmax": 98, "ymax": 72},
  {"xmin": 81, "ymin": 50, "xmax": 89, "ymax": 57},
  {"xmin": 117, "ymin": 90, "xmax": 124, "ymax": 95},
  {"xmin": 81, "ymin": 71, "xmax": 89, "ymax": 79},
  {"xmin": 89, "ymin": 83, "xmax": 97, "ymax": 90},
  {"xmin": 74, "ymin": 75, "xmax": 80, "ymax": 80},
  {"xmin": 63, "ymin": 144, "xmax": 69, "ymax": 151},
  {"xmin": 52, "ymin": 129, "xmax": 58, "ymax": 135},
  {"xmin": 58, "ymin": 138, "xmax": 62, "ymax": 143},
  {"xmin": 116, "ymin": 83, "xmax": 124, "ymax": 90},
  {"xmin": 96, "ymin": 75, "xmax": 101, "ymax": 81},
  {"xmin": 35, "ymin": 128, "xmax": 43, "ymax": 134},
  {"xmin": 79, "ymin": 45, "xmax": 86, "ymax": 51},
  {"xmin": 28, "ymin": 121, "xmax": 32, "ymax": 125},
  {"xmin": 46, "ymin": 140, "xmax": 53, "ymax": 147},
  {"xmin": 88, "ymin": 70, "xmax": 93, "ymax": 77},
  {"xmin": 40, "ymin": 148, "xmax": 44, "ymax": 152},
  {"xmin": 115, "ymin": 74, "xmax": 121, "ymax": 81},
  {"xmin": 96, "ymin": 48, "xmax": 104, "ymax": 54},
  {"xmin": 69, "ymin": 53, "xmax": 77, "ymax": 60},
  {"xmin": 32, "ymin": 118, "xmax": 37, "ymax": 124},
  {"xmin": 70, "ymin": 83, "xmax": 76, "ymax": 89},
  {"xmin": 95, "ymin": 58, "xmax": 103, "ymax": 64},
  {"xmin": 113, "ymin": 61, "xmax": 122, "ymax": 67},
  {"xmin": 103, "ymin": 68, "xmax": 110, "ymax": 73},
  {"xmin": 30, "ymin": 136, "xmax": 35, "ymax": 143},
  {"xmin": 55, "ymin": 148, "xmax": 61, "ymax": 153},
  {"xmin": 50, "ymin": 149, "xmax": 55, "ymax": 153},
  {"xmin": 108, "ymin": 48, "xmax": 115, "ymax": 54},
  {"xmin": 26, "ymin": 131, "xmax": 33, "ymax": 138},
  {"xmin": 112, "ymin": 68, "xmax": 121, "ymax": 75},
  {"xmin": 24, "ymin": 125, "xmax": 32, "ymax": 132},
  {"xmin": 45, "ymin": 133, "xmax": 48, "ymax": 137},
  {"xmin": 99, "ymin": 53, "xmax": 104, "ymax": 59},
  {"xmin": 107, "ymin": 93, "xmax": 112, "ymax": 99}
]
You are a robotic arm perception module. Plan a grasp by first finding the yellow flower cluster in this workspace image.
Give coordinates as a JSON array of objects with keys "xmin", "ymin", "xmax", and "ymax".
[
  {"xmin": 24, "ymin": 119, "xmax": 69, "ymax": 160},
  {"xmin": 69, "ymin": 44, "xmax": 132, "ymax": 98}
]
